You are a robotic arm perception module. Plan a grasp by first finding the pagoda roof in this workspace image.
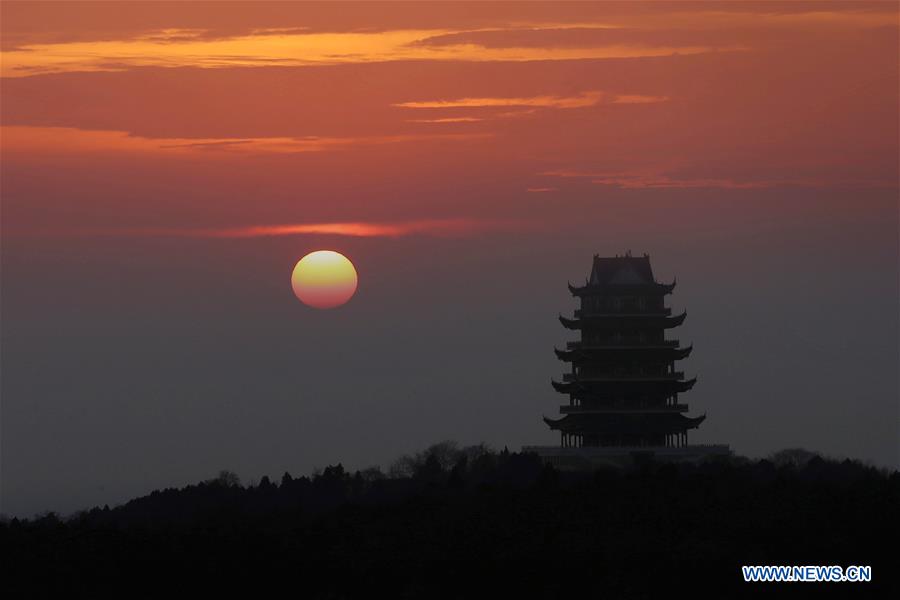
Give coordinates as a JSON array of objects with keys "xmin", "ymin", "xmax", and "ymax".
[
  {"xmin": 559, "ymin": 311, "xmax": 686, "ymax": 330},
  {"xmin": 555, "ymin": 345, "xmax": 693, "ymax": 362},
  {"xmin": 567, "ymin": 253, "xmax": 676, "ymax": 296},
  {"xmin": 568, "ymin": 281, "xmax": 675, "ymax": 296},
  {"xmin": 551, "ymin": 377, "xmax": 698, "ymax": 395},
  {"xmin": 543, "ymin": 412, "xmax": 706, "ymax": 434}
]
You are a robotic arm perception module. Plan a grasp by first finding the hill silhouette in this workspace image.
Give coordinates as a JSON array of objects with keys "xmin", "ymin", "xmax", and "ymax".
[{"xmin": 3, "ymin": 442, "xmax": 897, "ymax": 597}]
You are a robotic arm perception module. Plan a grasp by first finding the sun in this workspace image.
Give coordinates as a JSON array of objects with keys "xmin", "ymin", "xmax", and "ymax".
[{"xmin": 291, "ymin": 250, "xmax": 358, "ymax": 309}]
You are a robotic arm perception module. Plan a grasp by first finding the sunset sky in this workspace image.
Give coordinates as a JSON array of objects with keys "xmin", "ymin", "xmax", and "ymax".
[{"xmin": 2, "ymin": 1, "xmax": 898, "ymax": 517}]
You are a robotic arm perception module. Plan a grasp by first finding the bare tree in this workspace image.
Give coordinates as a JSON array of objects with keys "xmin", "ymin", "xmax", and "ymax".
[{"xmin": 210, "ymin": 470, "xmax": 241, "ymax": 488}]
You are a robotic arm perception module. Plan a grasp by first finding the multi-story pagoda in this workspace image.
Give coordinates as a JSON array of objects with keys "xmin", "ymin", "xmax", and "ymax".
[{"xmin": 544, "ymin": 252, "xmax": 705, "ymax": 449}]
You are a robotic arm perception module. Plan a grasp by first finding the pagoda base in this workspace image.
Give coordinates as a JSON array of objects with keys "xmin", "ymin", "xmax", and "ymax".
[{"xmin": 522, "ymin": 444, "xmax": 732, "ymax": 471}]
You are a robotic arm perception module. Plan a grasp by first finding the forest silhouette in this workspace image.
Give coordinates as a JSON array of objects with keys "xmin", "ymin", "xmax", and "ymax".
[{"xmin": 3, "ymin": 442, "xmax": 897, "ymax": 597}]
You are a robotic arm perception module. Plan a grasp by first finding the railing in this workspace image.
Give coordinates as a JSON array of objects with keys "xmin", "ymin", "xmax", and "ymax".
[
  {"xmin": 562, "ymin": 372, "xmax": 685, "ymax": 382},
  {"xmin": 566, "ymin": 340, "xmax": 680, "ymax": 349},
  {"xmin": 559, "ymin": 404, "xmax": 689, "ymax": 413},
  {"xmin": 574, "ymin": 307, "xmax": 672, "ymax": 318}
]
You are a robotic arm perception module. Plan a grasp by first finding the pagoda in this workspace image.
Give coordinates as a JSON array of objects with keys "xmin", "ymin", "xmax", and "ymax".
[{"xmin": 544, "ymin": 252, "xmax": 705, "ymax": 449}]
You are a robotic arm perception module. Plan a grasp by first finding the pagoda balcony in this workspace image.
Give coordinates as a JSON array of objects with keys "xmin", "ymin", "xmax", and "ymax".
[
  {"xmin": 563, "ymin": 372, "xmax": 685, "ymax": 382},
  {"xmin": 556, "ymin": 344, "xmax": 693, "ymax": 362},
  {"xmin": 574, "ymin": 307, "xmax": 672, "ymax": 318},
  {"xmin": 560, "ymin": 404, "xmax": 689, "ymax": 414},
  {"xmin": 560, "ymin": 311, "xmax": 686, "ymax": 330},
  {"xmin": 566, "ymin": 340, "xmax": 680, "ymax": 349},
  {"xmin": 569, "ymin": 281, "xmax": 676, "ymax": 297}
]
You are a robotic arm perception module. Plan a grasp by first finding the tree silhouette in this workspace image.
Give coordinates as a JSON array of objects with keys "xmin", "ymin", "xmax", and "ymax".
[{"xmin": 2, "ymin": 444, "xmax": 897, "ymax": 597}]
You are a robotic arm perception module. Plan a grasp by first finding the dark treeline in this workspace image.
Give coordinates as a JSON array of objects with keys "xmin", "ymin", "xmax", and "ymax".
[{"xmin": 3, "ymin": 443, "xmax": 897, "ymax": 597}]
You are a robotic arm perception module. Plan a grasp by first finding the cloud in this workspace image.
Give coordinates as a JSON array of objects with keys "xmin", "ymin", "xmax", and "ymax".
[
  {"xmin": 405, "ymin": 117, "xmax": 484, "ymax": 124},
  {"xmin": 1, "ymin": 126, "xmax": 491, "ymax": 155},
  {"xmin": 394, "ymin": 91, "xmax": 668, "ymax": 111},
  {"xmin": 13, "ymin": 219, "xmax": 529, "ymax": 240},
  {"xmin": 394, "ymin": 91, "xmax": 606, "ymax": 110},
  {"xmin": 2, "ymin": 4, "xmax": 891, "ymax": 64},
  {"xmin": 526, "ymin": 187, "xmax": 557, "ymax": 193},
  {"xmin": 0, "ymin": 26, "xmax": 731, "ymax": 77},
  {"xmin": 589, "ymin": 173, "xmax": 774, "ymax": 189},
  {"xmin": 540, "ymin": 169, "xmax": 896, "ymax": 190},
  {"xmin": 159, "ymin": 219, "xmax": 513, "ymax": 238}
]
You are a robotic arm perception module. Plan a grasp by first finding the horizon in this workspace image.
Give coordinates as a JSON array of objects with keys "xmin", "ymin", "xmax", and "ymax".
[
  {"xmin": 3, "ymin": 442, "xmax": 888, "ymax": 522},
  {"xmin": 1, "ymin": 1, "xmax": 898, "ymax": 518}
]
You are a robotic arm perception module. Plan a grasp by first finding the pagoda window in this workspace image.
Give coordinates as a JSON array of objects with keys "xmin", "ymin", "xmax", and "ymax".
[{"xmin": 638, "ymin": 297, "xmax": 647, "ymax": 311}]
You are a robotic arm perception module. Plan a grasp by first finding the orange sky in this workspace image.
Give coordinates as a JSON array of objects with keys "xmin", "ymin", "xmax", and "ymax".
[{"xmin": 2, "ymin": 1, "xmax": 897, "ymax": 237}]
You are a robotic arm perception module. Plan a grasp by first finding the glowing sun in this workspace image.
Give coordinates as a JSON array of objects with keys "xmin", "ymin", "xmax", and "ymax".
[{"xmin": 291, "ymin": 250, "xmax": 358, "ymax": 309}]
